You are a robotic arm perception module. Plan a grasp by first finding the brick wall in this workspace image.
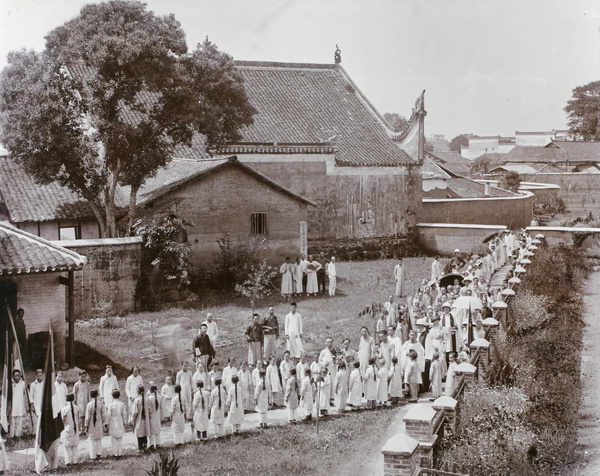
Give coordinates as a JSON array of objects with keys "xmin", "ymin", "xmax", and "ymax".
[
  {"xmin": 421, "ymin": 192, "xmax": 534, "ymax": 229},
  {"xmin": 6, "ymin": 273, "xmax": 67, "ymax": 362},
  {"xmin": 60, "ymin": 237, "xmax": 142, "ymax": 318},
  {"xmin": 233, "ymin": 155, "xmax": 422, "ymax": 240},
  {"xmin": 148, "ymin": 165, "xmax": 310, "ymax": 266},
  {"xmin": 417, "ymin": 223, "xmax": 507, "ymax": 254}
]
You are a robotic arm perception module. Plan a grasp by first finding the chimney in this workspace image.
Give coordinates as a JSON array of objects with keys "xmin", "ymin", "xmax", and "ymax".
[{"xmin": 484, "ymin": 182, "xmax": 491, "ymax": 196}]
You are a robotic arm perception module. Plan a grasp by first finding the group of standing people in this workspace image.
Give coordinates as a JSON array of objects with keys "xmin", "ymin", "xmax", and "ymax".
[{"xmin": 280, "ymin": 252, "xmax": 338, "ymax": 298}]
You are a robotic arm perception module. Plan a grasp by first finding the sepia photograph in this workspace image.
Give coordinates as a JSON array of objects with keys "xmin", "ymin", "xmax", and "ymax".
[{"xmin": 0, "ymin": 0, "xmax": 599, "ymax": 474}]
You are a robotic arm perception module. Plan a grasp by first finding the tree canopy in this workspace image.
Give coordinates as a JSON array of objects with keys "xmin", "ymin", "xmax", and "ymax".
[
  {"xmin": 565, "ymin": 80, "xmax": 600, "ymax": 140},
  {"xmin": 0, "ymin": 0, "xmax": 255, "ymax": 237},
  {"xmin": 383, "ymin": 112, "xmax": 408, "ymax": 133},
  {"xmin": 449, "ymin": 134, "xmax": 469, "ymax": 152}
]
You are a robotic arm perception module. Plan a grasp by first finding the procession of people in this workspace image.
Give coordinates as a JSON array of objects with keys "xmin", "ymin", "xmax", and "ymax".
[{"xmin": 0, "ymin": 228, "xmax": 538, "ymax": 472}]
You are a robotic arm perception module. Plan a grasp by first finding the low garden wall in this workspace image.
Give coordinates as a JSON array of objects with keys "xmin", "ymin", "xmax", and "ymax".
[
  {"xmin": 57, "ymin": 237, "xmax": 142, "ymax": 318},
  {"xmin": 421, "ymin": 192, "xmax": 534, "ymax": 230},
  {"xmin": 526, "ymin": 225, "xmax": 600, "ymax": 251},
  {"xmin": 417, "ymin": 223, "xmax": 506, "ymax": 255}
]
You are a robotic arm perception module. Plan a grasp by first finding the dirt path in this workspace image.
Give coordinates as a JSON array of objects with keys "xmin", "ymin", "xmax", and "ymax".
[{"xmin": 573, "ymin": 271, "xmax": 600, "ymax": 475}]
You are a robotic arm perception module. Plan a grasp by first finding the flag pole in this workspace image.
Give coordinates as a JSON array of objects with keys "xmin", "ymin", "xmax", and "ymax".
[{"xmin": 6, "ymin": 303, "xmax": 34, "ymax": 428}]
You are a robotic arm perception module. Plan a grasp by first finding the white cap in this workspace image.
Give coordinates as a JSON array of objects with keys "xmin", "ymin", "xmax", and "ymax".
[
  {"xmin": 454, "ymin": 249, "xmax": 460, "ymax": 253},
  {"xmin": 416, "ymin": 318, "xmax": 428, "ymax": 327}
]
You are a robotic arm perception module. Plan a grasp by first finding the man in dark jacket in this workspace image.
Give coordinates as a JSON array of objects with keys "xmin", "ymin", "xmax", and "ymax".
[
  {"xmin": 193, "ymin": 323, "xmax": 215, "ymax": 369},
  {"xmin": 245, "ymin": 313, "xmax": 264, "ymax": 365}
]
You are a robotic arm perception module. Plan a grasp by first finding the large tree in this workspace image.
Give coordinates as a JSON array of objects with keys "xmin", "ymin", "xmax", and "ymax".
[
  {"xmin": 0, "ymin": 1, "xmax": 255, "ymax": 237},
  {"xmin": 565, "ymin": 80, "xmax": 600, "ymax": 140},
  {"xmin": 449, "ymin": 133, "xmax": 469, "ymax": 152},
  {"xmin": 383, "ymin": 112, "xmax": 408, "ymax": 133}
]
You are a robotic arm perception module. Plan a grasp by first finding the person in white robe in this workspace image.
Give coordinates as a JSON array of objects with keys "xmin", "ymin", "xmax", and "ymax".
[
  {"xmin": 384, "ymin": 295, "xmax": 399, "ymax": 327},
  {"xmin": 431, "ymin": 256, "xmax": 443, "ymax": 284},
  {"xmin": 305, "ymin": 255, "xmax": 321, "ymax": 296},
  {"xmin": 99, "ymin": 365, "xmax": 119, "ymax": 407},
  {"xmin": 280, "ymin": 257, "xmax": 294, "ymax": 298},
  {"xmin": 358, "ymin": 326, "xmax": 375, "ymax": 378},
  {"xmin": 327, "ymin": 257, "xmax": 338, "ymax": 296},
  {"xmin": 319, "ymin": 338, "xmax": 336, "ymax": 400},
  {"xmin": 293, "ymin": 257, "xmax": 304, "ymax": 295},
  {"xmin": 348, "ymin": 361, "xmax": 363, "ymax": 408},
  {"xmin": 399, "ymin": 331, "xmax": 425, "ymax": 385},
  {"xmin": 285, "ymin": 303, "xmax": 303, "ymax": 357},
  {"xmin": 201, "ymin": 313, "xmax": 219, "ymax": 345},
  {"xmin": 394, "ymin": 259, "xmax": 407, "ymax": 298},
  {"xmin": 126, "ymin": 366, "xmax": 143, "ymax": 419},
  {"xmin": 61, "ymin": 393, "xmax": 81, "ymax": 465}
]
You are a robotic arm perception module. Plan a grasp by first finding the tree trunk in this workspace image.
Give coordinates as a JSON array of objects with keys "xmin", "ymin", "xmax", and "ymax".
[{"xmin": 126, "ymin": 185, "xmax": 139, "ymax": 237}]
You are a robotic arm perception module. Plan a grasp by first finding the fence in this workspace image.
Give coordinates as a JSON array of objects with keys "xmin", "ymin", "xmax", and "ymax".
[{"xmin": 382, "ymin": 261, "xmax": 526, "ymax": 476}]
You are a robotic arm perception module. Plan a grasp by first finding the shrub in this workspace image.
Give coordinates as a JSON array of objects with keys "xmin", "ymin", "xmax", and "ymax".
[
  {"xmin": 235, "ymin": 260, "xmax": 279, "ymax": 313},
  {"xmin": 146, "ymin": 450, "xmax": 179, "ymax": 476}
]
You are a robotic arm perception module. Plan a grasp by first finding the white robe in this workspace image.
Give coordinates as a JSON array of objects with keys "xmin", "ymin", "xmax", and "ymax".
[
  {"xmin": 431, "ymin": 259, "xmax": 443, "ymax": 283},
  {"xmin": 293, "ymin": 263, "xmax": 303, "ymax": 294},
  {"xmin": 305, "ymin": 261, "xmax": 321, "ymax": 294},
  {"xmin": 285, "ymin": 311, "xmax": 303, "ymax": 357},
  {"xmin": 394, "ymin": 264, "xmax": 407, "ymax": 298},
  {"xmin": 399, "ymin": 340, "xmax": 424, "ymax": 384},
  {"xmin": 384, "ymin": 301, "xmax": 398, "ymax": 327},
  {"xmin": 99, "ymin": 374, "xmax": 118, "ymax": 407},
  {"xmin": 280, "ymin": 262, "xmax": 294, "ymax": 295}
]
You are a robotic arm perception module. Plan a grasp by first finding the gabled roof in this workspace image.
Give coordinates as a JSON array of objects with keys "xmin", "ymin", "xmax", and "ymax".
[
  {"xmin": 67, "ymin": 60, "xmax": 415, "ymax": 167},
  {"xmin": 547, "ymin": 141, "xmax": 600, "ymax": 162},
  {"xmin": 222, "ymin": 61, "xmax": 415, "ymax": 167},
  {"xmin": 134, "ymin": 156, "xmax": 316, "ymax": 207},
  {"xmin": 0, "ymin": 157, "xmax": 125, "ymax": 223},
  {"xmin": 0, "ymin": 221, "xmax": 86, "ymax": 275},
  {"xmin": 502, "ymin": 145, "xmax": 566, "ymax": 163},
  {"xmin": 422, "ymin": 159, "xmax": 517, "ymax": 199},
  {"xmin": 0, "ymin": 156, "xmax": 314, "ymax": 224},
  {"xmin": 426, "ymin": 151, "xmax": 471, "ymax": 176},
  {"xmin": 489, "ymin": 163, "xmax": 565, "ymax": 175},
  {"xmin": 422, "ymin": 158, "xmax": 451, "ymax": 180}
]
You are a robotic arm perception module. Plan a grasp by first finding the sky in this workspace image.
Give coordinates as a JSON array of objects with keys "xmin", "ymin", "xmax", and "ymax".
[{"xmin": 1, "ymin": 0, "xmax": 599, "ymax": 139}]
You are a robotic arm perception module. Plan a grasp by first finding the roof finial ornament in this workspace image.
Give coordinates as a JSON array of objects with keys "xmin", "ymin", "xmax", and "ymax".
[{"xmin": 334, "ymin": 45, "xmax": 342, "ymax": 65}]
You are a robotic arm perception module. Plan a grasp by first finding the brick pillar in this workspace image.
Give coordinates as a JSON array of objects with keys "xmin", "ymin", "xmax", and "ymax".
[
  {"xmin": 470, "ymin": 338, "xmax": 490, "ymax": 380},
  {"xmin": 432, "ymin": 396, "xmax": 458, "ymax": 434},
  {"xmin": 381, "ymin": 434, "xmax": 420, "ymax": 476},
  {"xmin": 492, "ymin": 304, "xmax": 508, "ymax": 341},
  {"xmin": 403, "ymin": 404, "xmax": 438, "ymax": 469},
  {"xmin": 454, "ymin": 363, "xmax": 476, "ymax": 389},
  {"xmin": 482, "ymin": 317, "xmax": 498, "ymax": 351}
]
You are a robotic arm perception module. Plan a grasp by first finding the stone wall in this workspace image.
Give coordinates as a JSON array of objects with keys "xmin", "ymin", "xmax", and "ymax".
[
  {"xmin": 233, "ymin": 154, "xmax": 423, "ymax": 240},
  {"xmin": 527, "ymin": 173, "xmax": 600, "ymax": 216},
  {"xmin": 421, "ymin": 192, "xmax": 534, "ymax": 229},
  {"xmin": 417, "ymin": 223, "xmax": 507, "ymax": 255},
  {"xmin": 526, "ymin": 226, "xmax": 600, "ymax": 253},
  {"xmin": 59, "ymin": 237, "xmax": 142, "ymax": 318}
]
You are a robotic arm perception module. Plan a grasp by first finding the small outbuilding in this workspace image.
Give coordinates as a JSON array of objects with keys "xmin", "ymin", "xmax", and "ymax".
[{"xmin": 0, "ymin": 221, "xmax": 87, "ymax": 367}]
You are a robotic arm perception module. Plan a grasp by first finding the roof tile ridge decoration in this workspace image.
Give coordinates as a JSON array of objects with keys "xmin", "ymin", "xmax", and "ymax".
[
  {"xmin": 233, "ymin": 60, "xmax": 338, "ymax": 70},
  {"xmin": 217, "ymin": 142, "xmax": 336, "ymax": 155}
]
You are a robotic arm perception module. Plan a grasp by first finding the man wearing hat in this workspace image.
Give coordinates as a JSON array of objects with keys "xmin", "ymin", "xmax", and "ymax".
[
  {"xmin": 415, "ymin": 318, "xmax": 430, "ymax": 393},
  {"xmin": 440, "ymin": 302, "xmax": 463, "ymax": 366}
]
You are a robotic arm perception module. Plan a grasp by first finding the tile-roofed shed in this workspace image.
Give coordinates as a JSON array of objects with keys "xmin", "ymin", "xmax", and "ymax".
[
  {"xmin": 229, "ymin": 61, "xmax": 414, "ymax": 166},
  {"xmin": 426, "ymin": 151, "xmax": 472, "ymax": 177},
  {"xmin": 0, "ymin": 221, "xmax": 86, "ymax": 275}
]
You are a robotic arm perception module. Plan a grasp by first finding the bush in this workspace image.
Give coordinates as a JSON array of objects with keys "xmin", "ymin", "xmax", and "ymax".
[
  {"xmin": 146, "ymin": 450, "xmax": 179, "ymax": 476},
  {"xmin": 439, "ymin": 385, "xmax": 536, "ymax": 475}
]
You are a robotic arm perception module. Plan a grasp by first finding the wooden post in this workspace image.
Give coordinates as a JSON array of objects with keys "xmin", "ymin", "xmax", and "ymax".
[{"xmin": 68, "ymin": 270, "xmax": 75, "ymax": 368}]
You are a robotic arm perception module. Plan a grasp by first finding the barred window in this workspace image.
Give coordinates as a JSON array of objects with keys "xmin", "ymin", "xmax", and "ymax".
[{"xmin": 250, "ymin": 212, "xmax": 268, "ymax": 235}]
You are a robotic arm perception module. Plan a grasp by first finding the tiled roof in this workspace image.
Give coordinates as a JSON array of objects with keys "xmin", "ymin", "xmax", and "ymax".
[
  {"xmin": 422, "ymin": 158, "xmax": 451, "ymax": 180},
  {"xmin": 0, "ymin": 221, "xmax": 86, "ymax": 275},
  {"xmin": 445, "ymin": 178, "xmax": 517, "ymax": 199},
  {"xmin": 135, "ymin": 157, "xmax": 315, "ymax": 207},
  {"xmin": 228, "ymin": 61, "xmax": 414, "ymax": 166},
  {"xmin": 549, "ymin": 141, "xmax": 600, "ymax": 163},
  {"xmin": 0, "ymin": 157, "xmax": 123, "ymax": 222},
  {"xmin": 0, "ymin": 155, "xmax": 314, "ymax": 223},
  {"xmin": 422, "ymin": 160, "xmax": 517, "ymax": 199},
  {"xmin": 489, "ymin": 163, "xmax": 565, "ymax": 174},
  {"xmin": 67, "ymin": 61, "xmax": 414, "ymax": 167},
  {"xmin": 426, "ymin": 151, "xmax": 471, "ymax": 176},
  {"xmin": 502, "ymin": 146, "xmax": 566, "ymax": 163}
]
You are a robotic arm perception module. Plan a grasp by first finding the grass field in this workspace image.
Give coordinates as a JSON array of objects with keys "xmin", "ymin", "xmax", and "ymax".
[
  {"xmin": 74, "ymin": 257, "xmax": 432, "ymax": 388},
  {"xmin": 7, "ymin": 257, "xmax": 432, "ymax": 473}
]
